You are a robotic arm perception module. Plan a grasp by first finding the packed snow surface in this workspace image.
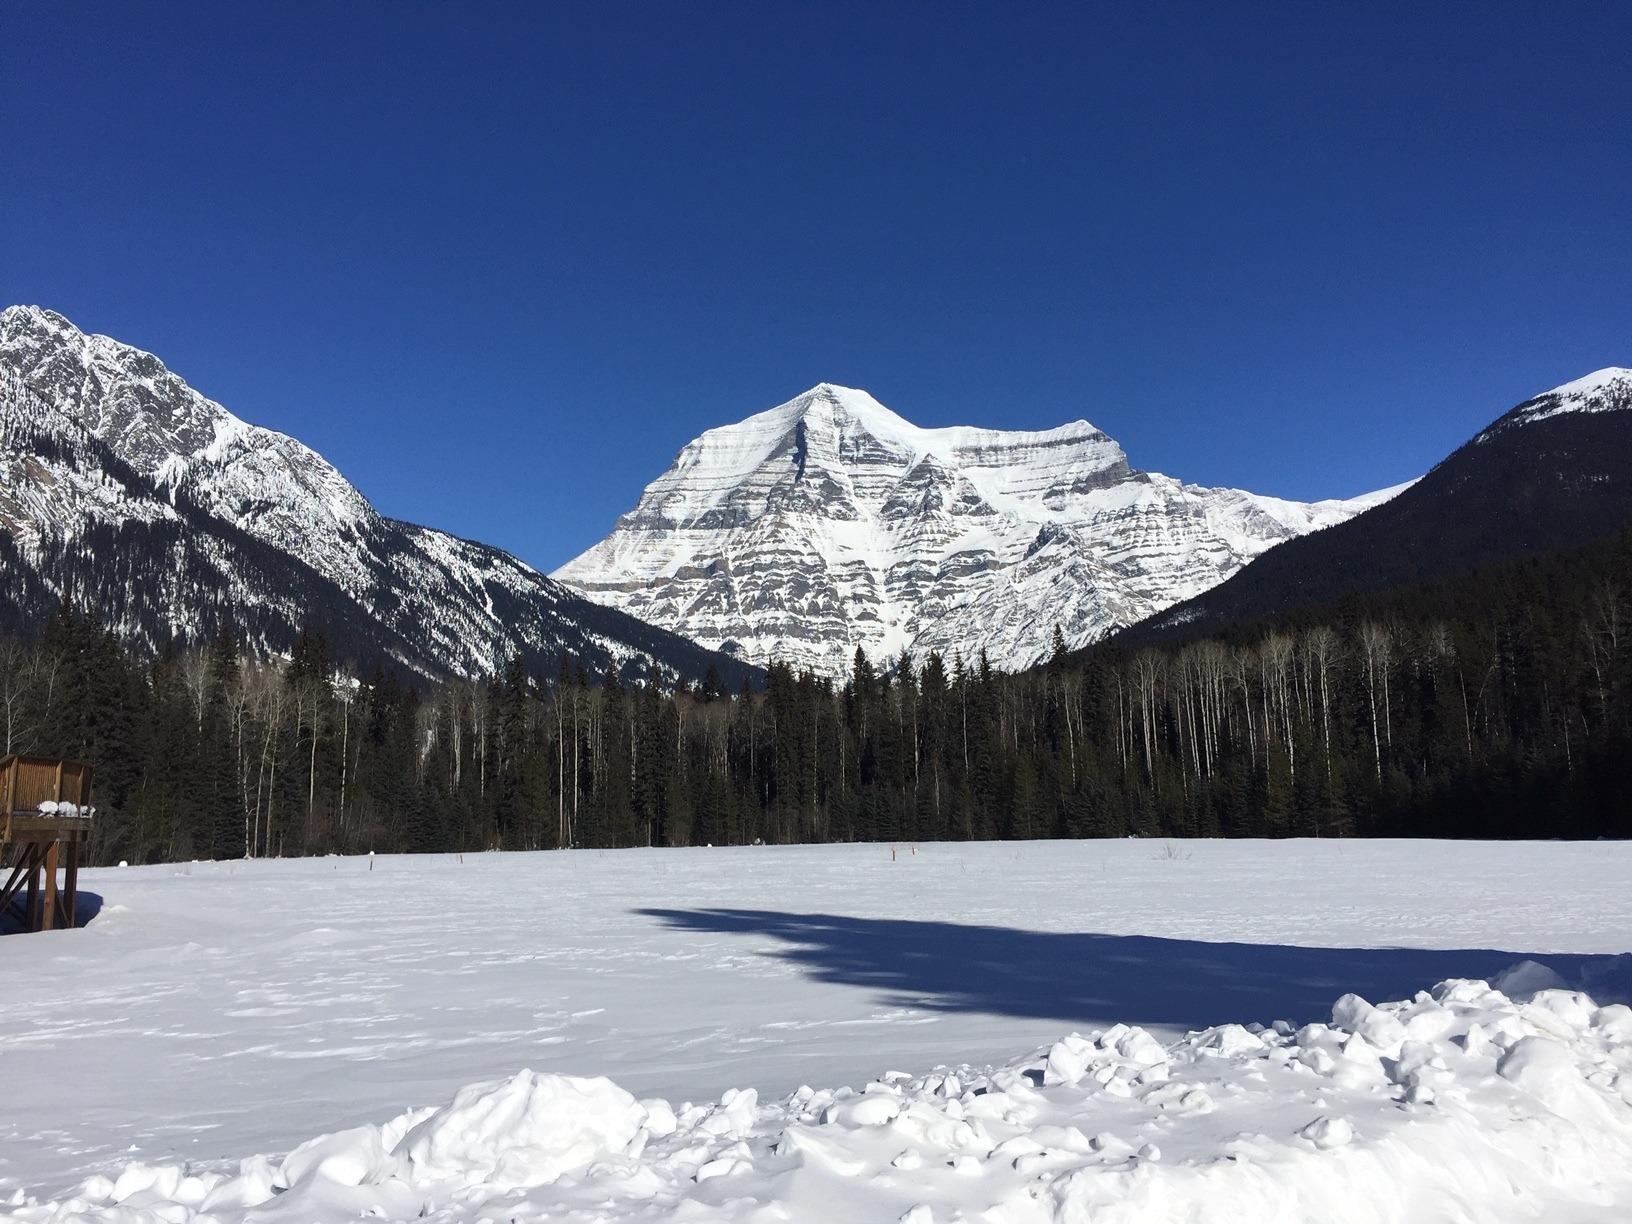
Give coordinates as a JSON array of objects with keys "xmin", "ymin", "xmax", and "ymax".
[{"xmin": 3, "ymin": 840, "xmax": 1630, "ymax": 1222}]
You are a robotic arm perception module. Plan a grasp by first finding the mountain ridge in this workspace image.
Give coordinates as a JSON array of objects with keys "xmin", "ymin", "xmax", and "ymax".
[
  {"xmin": 1117, "ymin": 365, "xmax": 1632, "ymax": 646},
  {"xmin": 0, "ymin": 306, "xmax": 759, "ymax": 686},
  {"xmin": 556, "ymin": 382, "xmax": 1406, "ymax": 676}
]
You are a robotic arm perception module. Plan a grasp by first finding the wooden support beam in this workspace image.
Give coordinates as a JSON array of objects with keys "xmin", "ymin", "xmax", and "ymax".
[
  {"xmin": 0, "ymin": 842, "xmax": 35, "ymax": 919},
  {"xmin": 26, "ymin": 849, "xmax": 41, "ymax": 933},
  {"xmin": 64, "ymin": 837, "xmax": 80, "ymax": 928},
  {"xmin": 41, "ymin": 839, "xmax": 59, "ymax": 932}
]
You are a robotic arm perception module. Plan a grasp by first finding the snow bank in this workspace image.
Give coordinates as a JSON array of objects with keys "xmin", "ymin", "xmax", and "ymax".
[
  {"xmin": 6, "ymin": 974, "xmax": 1631, "ymax": 1224},
  {"xmin": 394, "ymin": 1071, "xmax": 651, "ymax": 1188}
]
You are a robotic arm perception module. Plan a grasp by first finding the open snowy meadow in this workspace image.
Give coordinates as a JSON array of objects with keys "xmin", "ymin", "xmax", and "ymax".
[{"xmin": 3, "ymin": 839, "xmax": 1631, "ymax": 1223}]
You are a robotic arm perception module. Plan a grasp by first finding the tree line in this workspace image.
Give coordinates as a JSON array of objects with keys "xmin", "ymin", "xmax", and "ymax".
[{"xmin": 4, "ymin": 529, "xmax": 1629, "ymax": 866}]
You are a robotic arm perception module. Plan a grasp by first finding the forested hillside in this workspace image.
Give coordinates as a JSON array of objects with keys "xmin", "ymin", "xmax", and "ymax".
[
  {"xmin": 1132, "ymin": 367, "xmax": 1632, "ymax": 640},
  {"xmin": 4, "ymin": 528, "xmax": 1629, "ymax": 866}
]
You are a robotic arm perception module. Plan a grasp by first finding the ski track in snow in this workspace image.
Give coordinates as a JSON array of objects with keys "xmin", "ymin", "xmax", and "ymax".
[{"xmin": 1, "ymin": 839, "xmax": 1630, "ymax": 1221}]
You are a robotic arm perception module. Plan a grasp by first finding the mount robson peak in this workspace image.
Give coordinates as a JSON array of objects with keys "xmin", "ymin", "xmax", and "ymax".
[
  {"xmin": 555, "ymin": 383, "xmax": 1410, "ymax": 677},
  {"xmin": 0, "ymin": 305, "xmax": 758, "ymax": 687}
]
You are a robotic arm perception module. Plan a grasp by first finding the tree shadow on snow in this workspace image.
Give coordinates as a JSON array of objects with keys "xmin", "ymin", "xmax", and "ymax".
[{"xmin": 636, "ymin": 907, "xmax": 1632, "ymax": 1030}]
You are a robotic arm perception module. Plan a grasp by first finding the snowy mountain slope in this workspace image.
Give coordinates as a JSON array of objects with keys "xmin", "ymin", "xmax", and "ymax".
[
  {"xmin": 0, "ymin": 365, "xmax": 416, "ymax": 667},
  {"xmin": 554, "ymin": 383, "xmax": 1405, "ymax": 676},
  {"xmin": 0, "ymin": 306, "xmax": 757, "ymax": 685},
  {"xmin": 1474, "ymin": 366, "xmax": 1632, "ymax": 438},
  {"xmin": 1127, "ymin": 366, "xmax": 1632, "ymax": 643}
]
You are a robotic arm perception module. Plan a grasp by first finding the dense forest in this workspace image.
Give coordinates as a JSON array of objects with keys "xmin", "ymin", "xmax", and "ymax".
[{"xmin": 4, "ymin": 529, "xmax": 1630, "ymax": 866}]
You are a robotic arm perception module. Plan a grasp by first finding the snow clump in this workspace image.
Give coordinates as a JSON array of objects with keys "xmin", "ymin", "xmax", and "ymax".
[{"xmin": 5, "ymin": 973, "xmax": 1632, "ymax": 1223}]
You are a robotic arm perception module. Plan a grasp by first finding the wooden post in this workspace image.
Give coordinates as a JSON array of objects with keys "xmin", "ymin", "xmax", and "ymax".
[
  {"xmin": 64, "ymin": 837, "xmax": 80, "ymax": 928},
  {"xmin": 41, "ymin": 839, "xmax": 59, "ymax": 932},
  {"xmin": 25, "ymin": 846, "xmax": 40, "ymax": 933},
  {"xmin": 0, "ymin": 844, "xmax": 30, "ymax": 913}
]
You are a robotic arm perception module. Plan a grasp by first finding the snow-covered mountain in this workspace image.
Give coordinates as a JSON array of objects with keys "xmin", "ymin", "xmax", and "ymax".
[
  {"xmin": 0, "ymin": 305, "xmax": 757, "ymax": 685},
  {"xmin": 1473, "ymin": 366, "xmax": 1632, "ymax": 441},
  {"xmin": 555, "ymin": 383, "xmax": 1406, "ymax": 675},
  {"xmin": 1128, "ymin": 366, "xmax": 1632, "ymax": 642}
]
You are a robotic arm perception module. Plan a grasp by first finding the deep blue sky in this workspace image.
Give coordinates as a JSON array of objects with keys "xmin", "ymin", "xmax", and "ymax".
[{"xmin": 4, "ymin": 3, "xmax": 1629, "ymax": 571}]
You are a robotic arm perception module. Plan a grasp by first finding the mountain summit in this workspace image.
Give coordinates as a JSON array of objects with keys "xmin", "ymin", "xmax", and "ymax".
[
  {"xmin": 0, "ymin": 306, "xmax": 757, "ymax": 685},
  {"xmin": 1124, "ymin": 365, "xmax": 1632, "ymax": 643},
  {"xmin": 555, "ymin": 384, "xmax": 1405, "ymax": 675}
]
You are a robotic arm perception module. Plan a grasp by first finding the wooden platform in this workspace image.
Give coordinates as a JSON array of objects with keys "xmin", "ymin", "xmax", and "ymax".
[{"xmin": 0, "ymin": 755, "xmax": 94, "ymax": 933}]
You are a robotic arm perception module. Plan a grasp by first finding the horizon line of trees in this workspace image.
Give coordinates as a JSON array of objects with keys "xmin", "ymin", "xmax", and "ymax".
[{"xmin": 3, "ymin": 530, "xmax": 1629, "ymax": 866}]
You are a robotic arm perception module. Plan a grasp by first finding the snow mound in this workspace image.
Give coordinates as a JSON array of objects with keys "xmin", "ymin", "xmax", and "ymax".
[
  {"xmin": 7, "ymin": 973, "xmax": 1632, "ymax": 1223},
  {"xmin": 395, "ymin": 1071, "xmax": 650, "ymax": 1188}
]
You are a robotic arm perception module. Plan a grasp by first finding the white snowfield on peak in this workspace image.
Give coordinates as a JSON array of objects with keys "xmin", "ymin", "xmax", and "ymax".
[{"xmin": 554, "ymin": 382, "xmax": 1414, "ymax": 678}]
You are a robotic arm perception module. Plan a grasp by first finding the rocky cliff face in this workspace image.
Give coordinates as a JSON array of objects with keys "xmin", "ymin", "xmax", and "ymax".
[
  {"xmin": 555, "ymin": 383, "xmax": 1405, "ymax": 675},
  {"xmin": 0, "ymin": 306, "xmax": 758, "ymax": 686}
]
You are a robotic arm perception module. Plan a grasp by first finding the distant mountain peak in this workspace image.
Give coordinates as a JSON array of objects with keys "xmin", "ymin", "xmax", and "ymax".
[
  {"xmin": 0, "ymin": 304, "xmax": 247, "ymax": 477},
  {"xmin": 557, "ymin": 385, "xmax": 1398, "ymax": 676},
  {"xmin": 1130, "ymin": 365, "xmax": 1632, "ymax": 644},
  {"xmin": 1548, "ymin": 366, "xmax": 1632, "ymax": 398},
  {"xmin": 0, "ymin": 306, "xmax": 756, "ymax": 686},
  {"xmin": 784, "ymin": 382, "xmax": 909, "ymax": 439},
  {"xmin": 1476, "ymin": 366, "xmax": 1632, "ymax": 445}
]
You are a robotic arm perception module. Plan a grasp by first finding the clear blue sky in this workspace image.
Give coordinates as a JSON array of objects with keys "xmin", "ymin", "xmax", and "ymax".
[{"xmin": 4, "ymin": 3, "xmax": 1629, "ymax": 571}]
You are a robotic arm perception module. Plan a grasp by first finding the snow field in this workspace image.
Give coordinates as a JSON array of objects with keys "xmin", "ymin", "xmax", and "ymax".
[
  {"xmin": 10, "ymin": 975, "xmax": 1632, "ymax": 1222},
  {"xmin": 1, "ymin": 839, "xmax": 1629, "ymax": 1221}
]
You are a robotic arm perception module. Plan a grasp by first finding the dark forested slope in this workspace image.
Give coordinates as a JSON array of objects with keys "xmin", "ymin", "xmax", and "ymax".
[
  {"xmin": 1126, "ymin": 368, "xmax": 1632, "ymax": 646},
  {"xmin": 6, "ymin": 526, "xmax": 1628, "ymax": 866}
]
